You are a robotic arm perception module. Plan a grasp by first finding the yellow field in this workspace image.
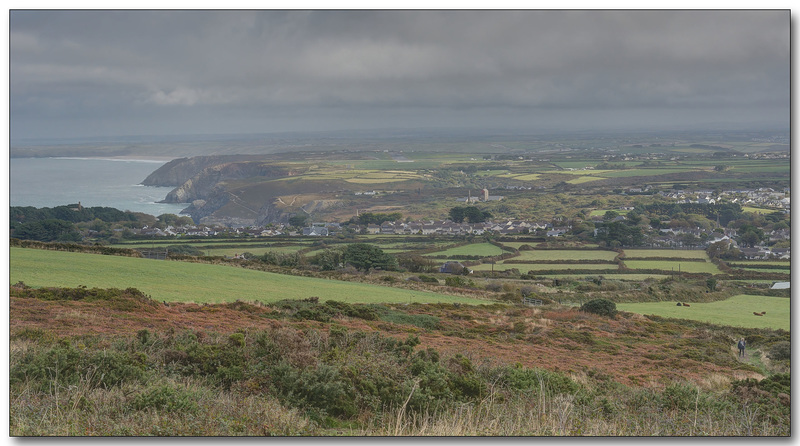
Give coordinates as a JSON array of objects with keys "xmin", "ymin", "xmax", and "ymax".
[{"xmin": 567, "ymin": 176, "xmax": 605, "ymax": 184}]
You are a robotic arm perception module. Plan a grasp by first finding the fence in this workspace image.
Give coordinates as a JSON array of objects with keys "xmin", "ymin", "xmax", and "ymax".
[{"xmin": 522, "ymin": 297, "xmax": 543, "ymax": 306}]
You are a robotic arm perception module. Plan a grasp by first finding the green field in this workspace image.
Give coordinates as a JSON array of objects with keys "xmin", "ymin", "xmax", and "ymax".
[
  {"xmin": 537, "ymin": 274, "xmax": 669, "ymax": 281},
  {"xmin": 425, "ymin": 243, "xmax": 505, "ymax": 258},
  {"xmin": 513, "ymin": 250, "xmax": 618, "ymax": 262},
  {"xmin": 617, "ymin": 295, "xmax": 789, "ymax": 330},
  {"xmin": 622, "ymin": 249, "xmax": 709, "ymax": 260},
  {"xmin": 622, "ymin": 260, "xmax": 721, "ymax": 274},
  {"xmin": 728, "ymin": 260, "xmax": 791, "ymax": 267},
  {"xmin": 472, "ymin": 263, "xmax": 617, "ymax": 273},
  {"xmin": 742, "ymin": 206, "xmax": 777, "ymax": 214},
  {"xmin": 9, "ymin": 248, "xmax": 490, "ymax": 305}
]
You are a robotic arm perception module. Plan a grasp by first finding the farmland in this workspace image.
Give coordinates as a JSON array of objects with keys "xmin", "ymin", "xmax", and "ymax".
[
  {"xmin": 9, "ymin": 248, "xmax": 489, "ymax": 305},
  {"xmin": 8, "ymin": 129, "xmax": 791, "ymax": 437},
  {"xmin": 622, "ymin": 260, "xmax": 722, "ymax": 275},
  {"xmin": 617, "ymin": 295, "xmax": 790, "ymax": 331}
]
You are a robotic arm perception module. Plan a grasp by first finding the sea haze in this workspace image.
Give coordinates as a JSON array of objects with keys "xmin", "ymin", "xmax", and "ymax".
[{"xmin": 10, "ymin": 157, "xmax": 188, "ymax": 217}]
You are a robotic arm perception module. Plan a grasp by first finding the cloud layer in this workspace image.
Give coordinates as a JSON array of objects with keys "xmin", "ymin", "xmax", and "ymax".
[{"xmin": 10, "ymin": 10, "xmax": 790, "ymax": 139}]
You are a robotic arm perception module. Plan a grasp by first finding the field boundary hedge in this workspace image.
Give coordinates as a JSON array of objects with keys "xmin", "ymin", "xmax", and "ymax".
[{"xmin": 10, "ymin": 239, "xmax": 142, "ymax": 257}]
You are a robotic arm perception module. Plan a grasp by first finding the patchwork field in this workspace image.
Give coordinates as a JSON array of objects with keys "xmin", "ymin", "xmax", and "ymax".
[
  {"xmin": 622, "ymin": 249, "xmax": 709, "ymax": 260},
  {"xmin": 622, "ymin": 260, "xmax": 722, "ymax": 274},
  {"xmin": 617, "ymin": 294, "xmax": 789, "ymax": 331},
  {"xmin": 9, "ymin": 248, "xmax": 489, "ymax": 305},
  {"xmin": 512, "ymin": 250, "xmax": 618, "ymax": 262},
  {"xmin": 472, "ymin": 263, "xmax": 618, "ymax": 273},
  {"xmin": 424, "ymin": 242, "xmax": 506, "ymax": 258}
]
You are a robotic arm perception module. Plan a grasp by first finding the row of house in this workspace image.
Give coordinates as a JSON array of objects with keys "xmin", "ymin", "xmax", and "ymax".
[{"xmin": 361, "ymin": 219, "xmax": 555, "ymax": 236}]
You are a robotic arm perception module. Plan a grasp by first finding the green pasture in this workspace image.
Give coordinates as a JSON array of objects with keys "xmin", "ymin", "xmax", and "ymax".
[
  {"xmin": 617, "ymin": 294, "xmax": 789, "ymax": 331},
  {"xmin": 621, "ymin": 249, "xmax": 709, "ymax": 260},
  {"xmin": 588, "ymin": 209, "xmax": 630, "ymax": 217},
  {"xmin": 9, "ymin": 248, "xmax": 490, "ymax": 305},
  {"xmin": 203, "ymin": 245, "xmax": 308, "ymax": 257},
  {"xmin": 738, "ymin": 268, "xmax": 791, "ymax": 273},
  {"xmin": 622, "ymin": 260, "xmax": 721, "ymax": 274},
  {"xmin": 727, "ymin": 260, "xmax": 790, "ymax": 267},
  {"xmin": 472, "ymin": 263, "xmax": 617, "ymax": 274},
  {"xmin": 507, "ymin": 173, "xmax": 541, "ymax": 181},
  {"xmin": 742, "ymin": 207, "xmax": 777, "ymax": 214},
  {"xmin": 597, "ymin": 168, "xmax": 697, "ymax": 178},
  {"xmin": 543, "ymin": 169, "xmax": 614, "ymax": 176},
  {"xmin": 424, "ymin": 243, "xmax": 505, "ymax": 258},
  {"xmin": 535, "ymin": 274, "xmax": 669, "ymax": 281},
  {"xmin": 513, "ymin": 250, "xmax": 618, "ymax": 262}
]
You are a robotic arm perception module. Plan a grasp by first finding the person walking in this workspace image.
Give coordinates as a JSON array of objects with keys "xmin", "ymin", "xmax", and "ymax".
[{"xmin": 737, "ymin": 338, "xmax": 746, "ymax": 358}]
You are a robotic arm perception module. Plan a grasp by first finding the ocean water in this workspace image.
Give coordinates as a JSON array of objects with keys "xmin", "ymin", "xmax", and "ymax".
[{"xmin": 10, "ymin": 157, "xmax": 188, "ymax": 216}]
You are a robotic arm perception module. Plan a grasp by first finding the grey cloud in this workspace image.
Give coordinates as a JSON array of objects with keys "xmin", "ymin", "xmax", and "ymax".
[{"xmin": 10, "ymin": 10, "xmax": 789, "ymax": 139}]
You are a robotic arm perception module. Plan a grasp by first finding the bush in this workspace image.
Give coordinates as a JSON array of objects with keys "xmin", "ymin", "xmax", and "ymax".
[
  {"xmin": 130, "ymin": 385, "xmax": 200, "ymax": 413},
  {"xmin": 768, "ymin": 341, "xmax": 790, "ymax": 361},
  {"xmin": 580, "ymin": 299, "xmax": 617, "ymax": 318},
  {"xmin": 418, "ymin": 275, "xmax": 439, "ymax": 284}
]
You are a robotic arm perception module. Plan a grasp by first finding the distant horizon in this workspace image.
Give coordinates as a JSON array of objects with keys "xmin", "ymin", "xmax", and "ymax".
[{"xmin": 10, "ymin": 123, "xmax": 791, "ymax": 148}]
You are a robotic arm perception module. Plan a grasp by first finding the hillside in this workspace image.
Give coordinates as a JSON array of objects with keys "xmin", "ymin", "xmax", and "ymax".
[
  {"xmin": 9, "ymin": 284, "xmax": 790, "ymax": 435},
  {"xmin": 9, "ymin": 247, "xmax": 489, "ymax": 305}
]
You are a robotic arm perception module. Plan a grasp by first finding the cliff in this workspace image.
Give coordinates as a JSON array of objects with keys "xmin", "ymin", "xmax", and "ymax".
[
  {"xmin": 141, "ymin": 155, "xmax": 271, "ymax": 187},
  {"xmin": 158, "ymin": 161, "xmax": 293, "ymax": 203}
]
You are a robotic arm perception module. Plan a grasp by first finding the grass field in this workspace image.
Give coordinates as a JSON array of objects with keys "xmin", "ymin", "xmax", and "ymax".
[
  {"xmin": 532, "ymin": 273, "xmax": 669, "ymax": 281},
  {"xmin": 617, "ymin": 294, "xmax": 789, "ymax": 331},
  {"xmin": 9, "ymin": 248, "xmax": 490, "ymax": 305},
  {"xmin": 424, "ymin": 243, "xmax": 505, "ymax": 258},
  {"xmin": 567, "ymin": 176, "xmax": 605, "ymax": 184},
  {"xmin": 513, "ymin": 250, "xmax": 618, "ymax": 262},
  {"xmin": 742, "ymin": 206, "xmax": 777, "ymax": 214},
  {"xmin": 622, "ymin": 260, "xmax": 722, "ymax": 274},
  {"xmin": 622, "ymin": 249, "xmax": 709, "ymax": 260},
  {"xmin": 727, "ymin": 260, "xmax": 791, "ymax": 266},
  {"xmin": 472, "ymin": 263, "xmax": 618, "ymax": 273}
]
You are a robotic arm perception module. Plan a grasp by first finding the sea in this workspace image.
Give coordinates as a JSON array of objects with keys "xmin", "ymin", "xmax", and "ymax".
[{"xmin": 9, "ymin": 157, "xmax": 189, "ymax": 217}]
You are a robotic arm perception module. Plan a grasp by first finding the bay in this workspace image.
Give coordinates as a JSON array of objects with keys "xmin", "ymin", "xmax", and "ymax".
[{"xmin": 10, "ymin": 157, "xmax": 188, "ymax": 217}]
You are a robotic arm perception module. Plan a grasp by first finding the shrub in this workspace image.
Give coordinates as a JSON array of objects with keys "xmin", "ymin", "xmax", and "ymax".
[
  {"xmin": 580, "ymin": 299, "xmax": 617, "ymax": 318},
  {"xmin": 418, "ymin": 275, "xmax": 439, "ymax": 283},
  {"xmin": 130, "ymin": 385, "xmax": 200, "ymax": 413},
  {"xmin": 768, "ymin": 341, "xmax": 790, "ymax": 361},
  {"xmin": 485, "ymin": 282, "xmax": 503, "ymax": 292}
]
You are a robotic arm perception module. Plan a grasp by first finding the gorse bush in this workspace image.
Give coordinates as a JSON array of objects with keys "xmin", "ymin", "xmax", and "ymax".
[
  {"xmin": 580, "ymin": 298, "xmax": 617, "ymax": 318},
  {"xmin": 768, "ymin": 341, "xmax": 790, "ymax": 361},
  {"xmin": 130, "ymin": 385, "xmax": 200, "ymax": 413}
]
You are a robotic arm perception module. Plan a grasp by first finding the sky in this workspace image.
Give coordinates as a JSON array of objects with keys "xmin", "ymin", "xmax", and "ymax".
[{"xmin": 8, "ymin": 9, "xmax": 791, "ymax": 141}]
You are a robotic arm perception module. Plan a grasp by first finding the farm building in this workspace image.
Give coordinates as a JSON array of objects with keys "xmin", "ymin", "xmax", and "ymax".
[
  {"xmin": 439, "ymin": 261, "xmax": 472, "ymax": 274},
  {"xmin": 770, "ymin": 282, "xmax": 790, "ymax": 290}
]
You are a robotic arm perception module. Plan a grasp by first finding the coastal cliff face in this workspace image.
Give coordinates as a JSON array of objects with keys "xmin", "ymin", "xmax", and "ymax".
[
  {"xmin": 158, "ymin": 161, "xmax": 292, "ymax": 203},
  {"xmin": 140, "ymin": 155, "xmax": 349, "ymax": 225},
  {"xmin": 141, "ymin": 155, "xmax": 271, "ymax": 187}
]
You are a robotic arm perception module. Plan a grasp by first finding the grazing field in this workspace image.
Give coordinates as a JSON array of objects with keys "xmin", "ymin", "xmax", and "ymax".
[
  {"xmin": 622, "ymin": 260, "xmax": 722, "ymax": 274},
  {"xmin": 424, "ymin": 243, "xmax": 505, "ymax": 258},
  {"xmin": 742, "ymin": 206, "xmax": 776, "ymax": 214},
  {"xmin": 203, "ymin": 245, "xmax": 308, "ymax": 257},
  {"xmin": 739, "ymin": 267, "xmax": 791, "ymax": 273},
  {"xmin": 622, "ymin": 249, "xmax": 709, "ymax": 260},
  {"xmin": 728, "ymin": 260, "xmax": 791, "ymax": 267},
  {"xmin": 617, "ymin": 294, "xmax": 789, "ymax": 331},
  {"xmin": 472, "ymin": 263, "xmax": 617, "ymax": 273},
  {"xmin": 513, "ymin": 249, "xmax": 618, "ymax": 262},
  {"xmin": 9, "ymin": 248, "xmax": 489, "ymax": 305}
]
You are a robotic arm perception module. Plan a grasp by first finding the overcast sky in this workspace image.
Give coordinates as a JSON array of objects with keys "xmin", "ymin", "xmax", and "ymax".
[{"xmin": 9, "ymin": 10, "xmax": 790, "ymax": 141}]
